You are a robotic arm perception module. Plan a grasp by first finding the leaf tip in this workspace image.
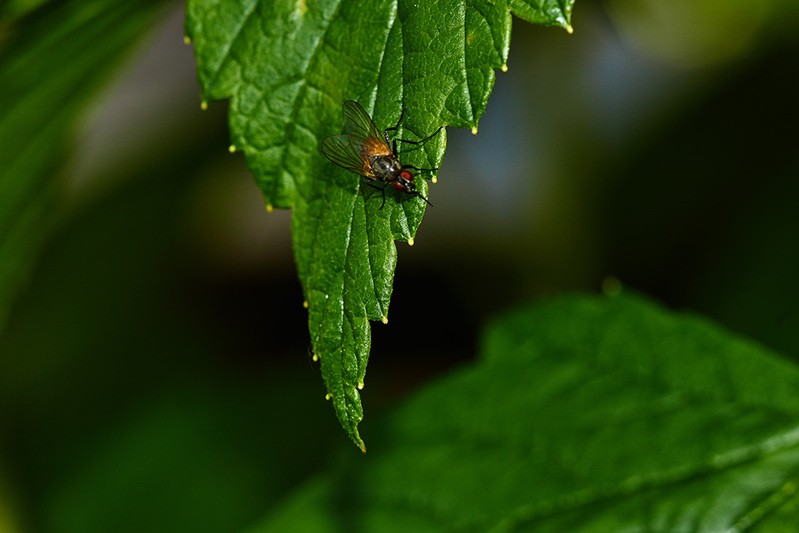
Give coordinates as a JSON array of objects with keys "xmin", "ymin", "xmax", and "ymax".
[
  {"xmin": 357, "ymin": 380, "xmax": 365, "ymax": 390},
  {"xmin": 501, "ymin": 63, "xmax": 509, "ymax": 73},
  {"xmin": 471, "ymin": 126, "xmax": 479, "ymax": 135},
  {"xmin": 183, "ymin": 35, "xmax": 192, "ymax": 45},
  {"xmin": 324, "ymin": 392, "xmax": 332, "ymax": 401},
  {"xmin": 265, "ymin": 203, "xmax": 274, "ymax": 213},
  {"xmin": 407, "ymin": 237, "xmax": 415, "ymax": 246},
  {"xmin": 380, "ymin": 316, "xmax": 388, "ymax": 324},
  {"xmin": 312, "ymin": 353, "xmax": 319, "ymax": 362},
  {"xmin": 200, "ymin": 101, "xmax": 208, "ymax": 111},
  {"xmin": 228, "ymin": 144, "xmax": 237, "ymax": 153},
  {"xmin": 303, "ymin": 300, "xmax": 309, "ymax": 309},
  {"xmin": 431, "ymin": 176, "xmax": 438, "ymax": 184}
]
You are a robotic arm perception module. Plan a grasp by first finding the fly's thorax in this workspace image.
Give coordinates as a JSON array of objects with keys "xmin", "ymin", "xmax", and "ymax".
[{"xmin": 370, "ymin": 154, "xmax": 403, "ymax": 180}]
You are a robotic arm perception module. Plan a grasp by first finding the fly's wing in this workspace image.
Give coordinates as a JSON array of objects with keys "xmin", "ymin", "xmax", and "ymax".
[
  {"xmin": 321, "ymin": 134, "xmax": 370, "ymax": 176},
  {"xmin": 321, "ymin": 101, "xmax": 393, "ymax": 177},
  {"xmin": 342, "ymin": 101, "xmax": 393, "ymax": 159},
  {"xmin": 342, "ymin": 100, "xmax": 383, "ymax": 141}
]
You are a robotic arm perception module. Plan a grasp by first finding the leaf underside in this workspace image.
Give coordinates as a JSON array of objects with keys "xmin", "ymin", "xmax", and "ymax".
[{"xmin": 185, "ymin": 0, "xmax": 574, "ymax": 449}]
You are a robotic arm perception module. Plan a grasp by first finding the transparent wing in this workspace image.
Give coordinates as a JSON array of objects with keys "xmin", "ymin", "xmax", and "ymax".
[
  {"xmin": 342, "ymin": 100, "xmax": 384, "ymax": 141},
  {"xmin": 322, "ymin": 101, "xmax": 395, "ymax": 177},
  {"xmin": 321, "ymin": 134, "xmax": 369, "ymax": 176}
]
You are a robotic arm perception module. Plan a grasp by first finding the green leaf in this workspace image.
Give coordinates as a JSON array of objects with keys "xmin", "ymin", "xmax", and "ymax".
[
  {"xmin": 185, "ymin": 0, "xmax": 574, "ymax": 449},
  {"xmin": 509, "ymin": 0, "xmax": 575, "ymax": 31},
  {"xmin": 0, "ymin": 0, "xmax": 164, "ymax": 333},
  {"xmin": 252, "ymin": 292, "xmax": 799, "ymax": 531}
]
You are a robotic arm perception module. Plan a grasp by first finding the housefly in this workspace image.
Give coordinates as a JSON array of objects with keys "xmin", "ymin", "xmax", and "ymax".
[{"xmin": 321, "ymin": 100, "xmax": 442, "ymax": 208}]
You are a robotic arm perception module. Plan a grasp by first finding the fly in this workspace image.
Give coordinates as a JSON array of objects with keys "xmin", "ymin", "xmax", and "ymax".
[{"xmin": 321, "ymin": 100, "xmax": 442, "ymax": 208}]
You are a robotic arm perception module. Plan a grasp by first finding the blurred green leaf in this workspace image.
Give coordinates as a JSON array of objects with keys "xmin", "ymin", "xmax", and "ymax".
[
  {"xmin": 0, "ymin": 134, "xmax": 339, "ymax": 532},
  {"xmin": 0, "ymin": 0, "xmax": 49, "ymax": 19},
  {"xmin": 185, "ymin": 0, "xmax": 574, "ymax": 449},
  {"xmin": 252, "ymin": 292, "xmax": 799, "ymax": 531},
  {"xmin": 0, "ymin": 0, "xmax": 164, "ymax": 334},
  {"xmin": 43, "ymin": 382, "xmax": 336, "ymax": 533}
]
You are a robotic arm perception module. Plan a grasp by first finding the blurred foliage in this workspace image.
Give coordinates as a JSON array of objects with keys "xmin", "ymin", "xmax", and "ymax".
[
  {"xmin": 255, "ymin": 293, "xmax": 799, "ymax": 531},
  {"xmin": 0, "ymin": 0, "xmax": 165, "ymax": 333},
  {"xmin": 597, "ymin": 37, "xmax": 799, "ymax": 361},
  {"xmin": 0, "ymin": 119, "xmax": 339, "ymax": 532}
]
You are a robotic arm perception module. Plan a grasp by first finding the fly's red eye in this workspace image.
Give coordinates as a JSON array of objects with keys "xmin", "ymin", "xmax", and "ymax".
[
  {"xmin": 393, "ymin": 182, "xmax": 406, "ymax": 191},
  {"xmin": 399, "ymin": 170, "xmax": 414, "ymax": 181}
]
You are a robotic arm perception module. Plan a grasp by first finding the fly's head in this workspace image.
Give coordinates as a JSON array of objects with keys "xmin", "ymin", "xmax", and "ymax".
[{"xmin": 393, "ymin": 169, "xmax": 415, "ymax": 193}]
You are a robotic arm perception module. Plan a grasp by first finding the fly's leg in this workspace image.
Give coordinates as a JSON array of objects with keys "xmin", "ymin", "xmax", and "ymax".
[
  {"xmin": 385, "ymin": 106, "xmax": 407, "ymax": 137},
  {"xmin": 392, "ymin": 125, "xmax": 444, "ymax": 161},
  {"xmin": 364, "ymin": 180, "xmax": 389, "ymax": 209},
  {"xmin": 394, "ymin": 125, "xmax": 444, "ymax": 148},
  {"xmin": 403, "ymin": 164, "xmax": 438, "ymax": 173},
  {"xmin": 413, "ymin": 190, "xmax": 433, "ymax": 207},
  {"xmin": 385, "ymin": 106, "xmax": 442, "ymax": 154},
  {"xmin": 364, "ymin": 178, "xmax": 432, "ymax": 208}
]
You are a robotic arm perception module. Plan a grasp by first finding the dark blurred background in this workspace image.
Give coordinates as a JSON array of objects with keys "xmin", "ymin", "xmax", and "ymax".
[{"xmin": 1, "ymin": 1, "xmax": 798, "ymax": 531}]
